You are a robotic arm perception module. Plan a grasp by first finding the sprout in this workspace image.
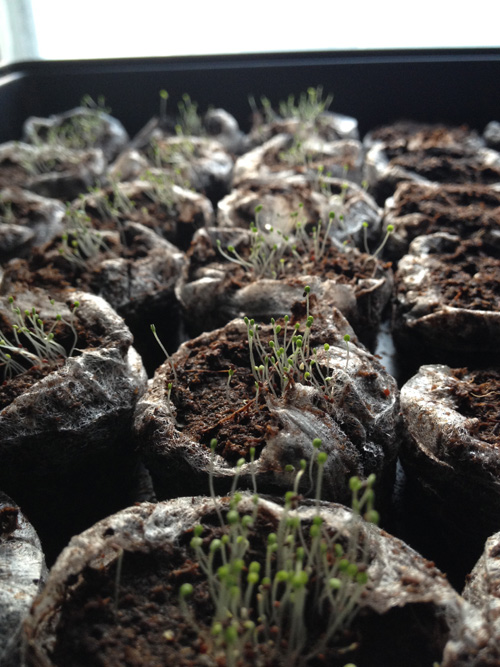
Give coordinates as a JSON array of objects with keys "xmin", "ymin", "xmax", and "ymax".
[
  {"xmin": 187, "ymin": 434, "xmax": 376, "ymax": 663},
  {"xmin": 344, "ymin": 333, "xmax": 351, "ymax": 371},
  {"xmin": 0, "ymin": 296, "xmax": 79, "ymax": 380}
]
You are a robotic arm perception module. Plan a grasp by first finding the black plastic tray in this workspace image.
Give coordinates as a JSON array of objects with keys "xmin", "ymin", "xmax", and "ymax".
[{"xmin": 1, "ymin": 48, "xmax": 500, "ymax": 142}]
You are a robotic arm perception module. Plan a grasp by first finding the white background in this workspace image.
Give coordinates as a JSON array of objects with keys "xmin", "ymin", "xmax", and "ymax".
[{"xmin": 27, "ymin": 0, "xmax": 500, "ymax": 60}]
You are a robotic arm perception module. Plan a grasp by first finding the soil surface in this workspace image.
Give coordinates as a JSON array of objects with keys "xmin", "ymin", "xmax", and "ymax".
[
  {"xmin": 47, "ymin": 505, "xmax": 445, "ymax": 667},
  {"xmin": 0, "ymin": 298, "xmax": 108, "ymax": 409},
  {"xmin": 169, "ymin": 322, "xmax": 281, "ymax": 463},
  {"xmin": 4, "ymin": 225, "xmax": 152, "ymax": 295},
  {"xmin": 449, "ymin": 368, "xmax": 500, "ymax": 444},
  {"xmin": 396, "ymin": 236, "xmax": 500, "ymax": 311},
  {"xmin": 0, "ymin": 160, "xmax": 31, "ymax": 190},
  {"xmin": 83, "ymin": 190, "xmax": 204, "ymax": 251},
  {"xmin": 188, "ymin": 231, "xmax": 390, "ymax": 297},
  {"xmin": 425, "ymin": 238, "xmax": 499, "ymax": 310},
  {"xmin": 49, "ymin": 513, "xmax": 362, "ymax": 667},
  {"xmin": 387, "ymin": 182, "xmax": 500, "ymax": 251}
]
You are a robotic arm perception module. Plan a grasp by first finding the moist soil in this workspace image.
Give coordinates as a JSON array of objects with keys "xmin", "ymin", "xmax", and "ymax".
[
  {"xmin": 156, "ymin": 299, "xmax": 394, "ymax": 477},
  {"xmin": 367, "ymin": 122, "xmax": 500, "ymax": 203},
  {"xmin": 83, "ymin": 191, "xmax": 204, "ymax": 251},
  {"xmin": 388, "ymin": 151, "xmax": 500, "ymax": 186},
  {"xmin": 165, "ymin": 317, "xmax": 286, "ymax": 464},
  {"xmin": 186, "ymin": 231, "xmax": 391, "ymax": 338},
  {"xmin": 449, "ymin": 367, "xmax": 500, "ymax": 444},
  {"xmin": 396, "ymin": 236, "xmax": 500, "ymax": 311},
  {"xmin": 188, "ymin": 233, "xmax": 388, "ymax": 290},
  {"xmin": 2, "ymin": 227, "xmax": 182, "ymax": 375},
  {"xmin": 0, "ymin": 299, "xmax": 105, "ymax": 410},
  {"xmin": 5, "ymin": 226, "xmax": 151, "ymax": 294},
  {"xmin": 429, "ymin": 239, "xmax": 499, "ymax": 310},
  {"xmin": 47, "ymin": 505, "xmax": 445, "ymax": 667},
  {"xmin": 261, "ymin": 137, "xmax": 361, "ymax": 175},
  {"xmin": 0, "ymin": 197, "xmax": 45, "ymax": 227},
  {"xmin": 0, "ymin": 161, "xmax": 32, "ymax": 190},
  {"xmin": 387, "ymin": 182, "xmax": 500, "ymax": 253}
]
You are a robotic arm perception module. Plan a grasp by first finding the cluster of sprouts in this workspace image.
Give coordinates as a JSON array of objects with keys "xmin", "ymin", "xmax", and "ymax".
[
  {"xmin": 181, "ymin": 437, "xmax": 377, "ymax": 666},
  {"xmin": 151, "ymin": 136, "xmax": 196, "ymax": 171},
  {"xmin": 158, "ymin": 89, "xmax": 205, "ymax": 137},
  {"xmin": 216, "ymin": 199, "xmax": 393, "ymax": 282},
  {"xmin": 216, "ymin": 204, "xmax": 339, "ymax": 280},
  {"xmin": 140, "ymin": 169, "xmax": 178, "ymax": 211},
  {"xmin": 252, "ymin": 86, "xmax": 333, "ymax": 126},
  {"xmin": 0, "ymin": 296, "xmax": 79, "ymax": 380},
  {"xmin": 244, "ymin": 288, "xmax": 351, "ymax": 404},
  {"xmin": 216, "ymin": 209, "xmax": 291, "ymax": 280},
  {"xmin": 18, "ymin": 145, "xmax": 80, "ymax": 176},
  {"xmin": 29, "ymin": 95, "xmax": 110, "ymax": 151},
  {"xmin": 58, "ymin": 206, "xmax": 108, "ymax": 267}
]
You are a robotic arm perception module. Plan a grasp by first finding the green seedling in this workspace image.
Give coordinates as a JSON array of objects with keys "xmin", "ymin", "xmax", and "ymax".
[
  {"xmin": 30, "ymin": 95, "xmax": 110, "ymax": 151},
  {"xmin": 0, "ymin": 296, "xmax": 79, "ymax": 380},
  {"xmin": 244, "ymin": 288, "xmax": 353, "ymax": 406},
  {"xmin": 150, "ymin": 323, "xmax": 177, "ymax": 385},
  {"xmin": 141, "ymin": 169, "xmax": 177, "ymax": 211},
  {"xmin": 184, "ymin": 436, "xmax": 378, "ymax": 666},
  {"xmin": 362, "ymin": 221, "xmax": 394, "ymax": 259},
  {"xmin": 59, "ymin": 206, "xmax": 108, "ymax": 267},
  {"xmin": 216, "ymin": 203, "xmax": 339, "ymax": 280},
  {"xmin": 0, "ymin": 196, "xmax": 15, "ymax": 225},
  {"xmin": 278, "ymin": 86, "xmax": 333, "ymax": 123}
]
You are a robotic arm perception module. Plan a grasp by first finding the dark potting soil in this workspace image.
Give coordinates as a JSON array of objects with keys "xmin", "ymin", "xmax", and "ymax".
[
  {"xmin": 395, "ymin": 236, "xmax": 500, "ymax": 312},
  {"xmin": 388, "ymin": 150, "xmax": 500, "ymax": 186},
  {"xmin": 188, "ymin": 232, "xmax": 388, "ymax": 291},
  {"xmin": 167, "ymin": 320, "xmax": 282, "ymax": 463},
  {"xmin": 387, "ymin": 182, "xmax": 500, "ymax": 252},
  {"xmin": 2, "ymin": 227, "xmax": 183, "ymax": 376},
  {"xmin": 4, "ymin": 229, "xmax": 142, "ymax": 293},
  {"xmin": 47, "ymin": 506, "xmax": 445, "ymax": 667},
  {"xmin": 161, "ymin": 301, "xmax": 392, "ymax": 470},
  {"xmin": 425, "ymin": 238, "xmax": 500, "ymax": 311},
  {"xmin": 367, "ymin": 122, "xmax": 500, "ymax": 204},
  {"xmin": 0, "ymin": 299, "xmax": 105, "ymax": 410},
  {"xmin": 449, "ymin": 367, "xmax": 500, "ymax": 445},
  {"xmin": 0, "ymin": 197, "xmax": 44, "ymax": 227},
  {"xmin": 0, "ymin": 363, "xmax": 63, "ymax": 411},
  {"xmin": 0, "ymin": 161, "xmax": 32, "ymax": 190},
  {"xmin": 83, "ymin": 192, "xmax": 204, "ymax": 252},
  {"xmin": 368, "ymin": 122, "xmax": 478, "ymax": 150}
]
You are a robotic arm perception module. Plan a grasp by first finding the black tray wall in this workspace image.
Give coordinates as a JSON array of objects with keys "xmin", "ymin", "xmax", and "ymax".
[{"xmin": 1, "ymin": 49, "xmax": 500, "ymax": 142}]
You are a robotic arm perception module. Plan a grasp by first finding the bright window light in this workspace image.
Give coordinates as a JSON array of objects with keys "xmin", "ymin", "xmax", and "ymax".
[{"xmin": 2, "ymin": 0, "xmax": 500, "ymax": 65}]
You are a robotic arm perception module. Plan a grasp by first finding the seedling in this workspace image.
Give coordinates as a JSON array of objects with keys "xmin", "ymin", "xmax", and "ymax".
[
  {"xmin": 244, "ymin": 289, "xmax": 353, "ymax": 405},
  {"xmin": 29, "ymin": 95, "xmax": 110, "ymax": 151},
  {"xmin": 255, "ymin": 86, "xmax": 333, "ymax": 125},
  {"xmin": 278, "ymin": 134, "xmax": 310, "ymax": 167},
  {"xmin": 58, "ymin": 206, "xmax": 108, "ymax": 268},
  {"xmin": 176, "ymin": 93, "xmax": 204, "ymax": 136},
  {"xmin": 159, "ymin": 89, "xmax": 169, "ymax": 121},
  {"xmin": 216, "ymin": 204, "xmax": 339, "ymax": 279},
  {"xmin": 362, "ymin": 221, "xmax": 394, "ymax": 259},
  {"xmin": 184, "ymin": 437, "xmax": 378, "ymax": 666},
  {"xmin": 278, "ymin": 86, "xmax": 333, "ymax": 123},
  {"xmin": 150, "ymin": 137, "xmax": 195, "ymax": 189},
  {"xmin": 140, "ymin": 169, "xmax": 177, "ymax": 211},
  {"xmin": 150, "ymin": 324, "xmax": 177, "ymax": 385},
  {"xmin": 344, "ymin": 334, "xmax": 351, "ymax": 371},
  {"xmin": 0, "ymin": 296, "xmax": 79, "ymax": 380},
  {"xmin": 0, "ymin": 196, "xmax": 15, "ymax": 225},
  {"xmin": 19, "ymin": 145, "xmax": 78, "ymax": 176}
]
